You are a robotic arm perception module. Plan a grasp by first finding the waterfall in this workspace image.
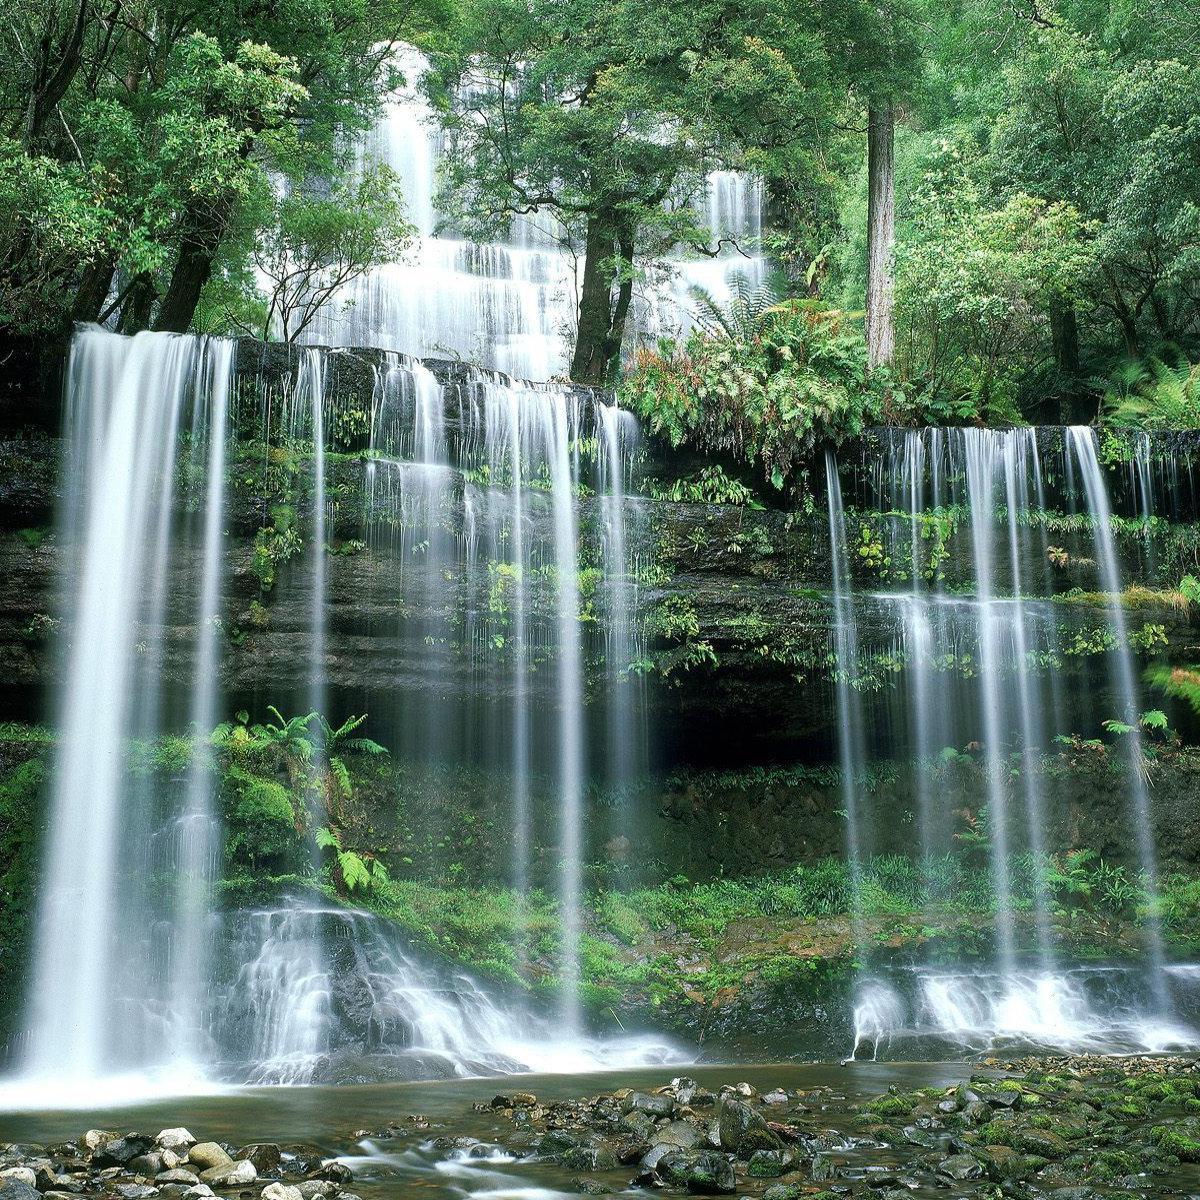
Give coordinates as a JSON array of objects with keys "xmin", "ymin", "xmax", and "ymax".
[
  {"xmin": 834, "ymin": 426, "xmax": 1180, "ymax": 1055},
  {"xmin": 21, "ymin": 327, "xmax": 233, "ymax": 1091},
  {"xmin": 303, "ymin": 49, "xmax": 767, "ymax": 378},
  {"xmin": 1068, "ymin": 427, "xmax": 1168, "ymax": 1006}
]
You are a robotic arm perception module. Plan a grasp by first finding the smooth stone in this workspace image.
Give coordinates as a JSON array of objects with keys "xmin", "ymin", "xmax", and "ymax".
[
  {"xmin": 188, "ymin": 1147, "xmax": 234, "ymax": 1174},
  {"xmin": 658, "ymin": 1150, "xmax": 736, "ymax": 1195},
  {"xmin": 0, "ymin": 1171, "xmax": 34, "ymax": 1188},
  {"xmin": 762, "ymin": 1090, "xmax": 789, "ymax": 1106},
  {"xmin": 80, "ymin": 1132, "xmax": 115, "ymax": 1153},
  {"xmin": 295, "ymin": 1182, "xmax": 336, "ymax": 1198},
  {"xmin": 653, "ymin": 1123, "xmax": 701, "ymax": 1151},
  {"xmin": 236, "ymin": 1147, "xmax": 281, "ymax": 1175},
  {"xmin": 937, "ymin": 1154, "xmax": 984, "ymax": 1181},
  {"xmin": 130, "ymin": 1154, "xmax": 167, "ymax": 1177},
  {"xmin": 115, "ymin": 1186, "xmax": 158, "ymax": 1200},
  {"xmin": 625, "ymin": 1093, "xmax": 674, "ymax": 1119},
  {"xmin": 157, "ymin": 1171, "xmax": 200, "ymax": 1185},
  {"xmin": 181, "ymin": 1187, "xmax": 215, "ymax": 1199},
  {"xmin": 717, "ymin": 1099, "xmax": 780, "ymax": 1154},
  {"xmin": 260, "ymin": 1185, "xmax": 303, "ymax": 1200},
  {"xmin": 306, "ymin": 1164, "xmax": 350, "ymax": 1185},
  {"xmin": 157, "ymin": 1132, "xmax": 197, "ymax": 1154},
  {"xmin": 97, "ymin": 1136, "xmax": 155, "ymax": 1167},
  {"xmin": 200, "ymin": 1162, "xmax": 257, "ymax": 1187}
]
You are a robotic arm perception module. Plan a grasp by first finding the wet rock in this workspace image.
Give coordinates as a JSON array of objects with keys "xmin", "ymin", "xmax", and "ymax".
[
  {"xmin": 180, "ymin": 1186, "xmax": 214, "ymax": 1200},
  {"xmin": 260, "ymin": 1185, "xmax": 303, "ymax": 1200},
  {"xmin": 187, "ymin": 1146, "xmax": 233, "ymax": 1174},
  {"xmin": 572, "ymin": 1181, "xmax": 613, "ymax": 1196},
  {"xmin": 1048, "ymin": 1189, "xmax": 1106, "ymax": 1200},
  {"xmin": 97, "ymin": 1135, "xmax": 155, "ymax": 1167},
  {"xmin": 129, "ymin": 1153, "xmax": 167, "ymax": 1176},
  {"xmin": 810, "ymin": 1152, "xmax": 840, "ymax": 1181},
  {"xmin": 761, "ymin": 1186, "xmax": 805, "ymax": 1200},
  {"xmin": 657, "ymin": 1150, "xmax": 736, "ymax": 1195},
  {"xmin": 80, "ymin": 1132, "xmax": 115, "ymax": 1153},
  {"xmin": 652, "ymin": 1123, "xmax": 701, "ymax": 1151},
  {"xmin": 625, "ymin": 1093, "xmax": 675, "ymax": 1119},
  {"xmin": 199, "ymin": 1161, "xmax": 257, "ymax": 1187},
  {"xmin": 746, "ymin": 1148, "xmax": 794, "ymax": 1177},
  {"xmin": 979, "ymin": 1089, "xmax": 1022, "ymax": 1110},
  {"xmin": 294, "ymin": 1183, "xmax": 336, "ymax": 1199},
  {"xmin": 156, "ymin": 1171, "xmax": 200, "ymax": 1186},
  {"xmin": 115, "ymin": 1186, "xmax": 159, "ymax": 1200},
  {"xmin": 936, "ymin": 1154, "xmax": 984, "ymax": 1181},
  {"xmin": 618, "ymin": 1112, "xmax": 657, "ymax": 1140},
  {"xmin": 236, "ymin": 1147, "xmax": 281, "ymax": 1176},
  {"xmin": 717, "ymin": 1100, "xmax": 780, "ymax": 1155},
  {"xmin": 559, "ymin": 1147, "xmax": 617, "ymax": 1173},
  {"xmin": 157, "ymin": 1132, "xmax": 197, "ymax": 1154},
  {"xmin": 0, "ymin": 1171, "xmax": 34, "ymax": 1189},
  {"xmin": 306, "ymin": 1164, "xmax": 351, "ymax": 1186},
  {"xmin": 615, "ymin": 1137, "xmax": 650, "ymax": 1165},
  {"xmin": 761, "ymin": 1090, "xmax": 789, "ymax": 1106}
]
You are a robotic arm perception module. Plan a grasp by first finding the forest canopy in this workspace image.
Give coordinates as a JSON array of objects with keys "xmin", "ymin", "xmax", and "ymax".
[{"xmin": 0, "ymin": 0, "xmax": 1197, "ymax": 439}]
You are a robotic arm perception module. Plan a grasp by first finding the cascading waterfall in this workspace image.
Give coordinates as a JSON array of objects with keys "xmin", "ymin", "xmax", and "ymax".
[
  {"xmin": 842, "ymin": 426, "xmax": 1188, "ymax": 1057},
  {"xmin": 304, "ymin": 49, "xmax": 766, "ymax": 378},
  {"xmin": 20, "ymin": 327, "xmax": 234, "ymax": 1094}
]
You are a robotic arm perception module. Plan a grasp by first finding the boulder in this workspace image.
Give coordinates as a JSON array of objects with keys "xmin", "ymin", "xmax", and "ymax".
[
  {"xmin": 97, "ymin": 1136, "xmax": 155, "ymax": 1167},
  {"xmin": 260, "ymin": 1185, "xmax": 303, "ymax": 1200},
  {"xmin": 559, "ymin": 1146, "xmax": 617, "ymax": 1172},
  {"xmin": 180, "ymin": 1187, "xmax": 215, "ymax": 1200},
  {"xmin": 0, "ymin": 1171, "xmax": 35, "ymax": 1189},
  {"xmin": 129, "ymin": 1153, "xmax": 166, "ymax": 1177},
  {"xmin": 187, "ymin": 1146, "xmax": 233, "ymax": 1174},
  {"xmin": 652, "ymin": 1123, "xmax": 701, "ymax": 1151},
  {"xmin": 657, "ymin": 1150, "xmax": 736, "ymax": 1195},
  {"xmin": 199, "ymin": 1162, "xmax": 257, "ymax": 1188},
  {"xmin": 157, "ymin": 1171, "xmax": 200, "ymax": 1185},
  {"xmin": 115, "ymin": 1186, "xmax": 158, "ymax": 1200},
  {"xmin": 80, "ymin": 1131, "xmax": 116, "ymax": 1153},
  {"xmin": 936, "ymin": 1154, "xmax": 984, "ymax": 1181},
  {"xmin": 625, "ymin": 1093, "xmax": 674, "ymax": 1119},
  {"xmin": 0, "ymin": 1183, "xmax": 40, "ymax": 1200},
  {"xmin": 157, "ymin": 1133, "xmax": 197, "ymax": 1154},
  {"xmin": 716, "ymin": 1099, "xmax": 781, "ymax": 1155},
  {"xmin": 747, "ymin": 1148, "xmax": 794, "ymax": 1177},
  {"xmin": 236, "ymin": 1147, "xmax": 281, "ymax": 1176},
  {"xmin": 295, "ymin": 1182, "xmax": 336, "ymax": 1198}
]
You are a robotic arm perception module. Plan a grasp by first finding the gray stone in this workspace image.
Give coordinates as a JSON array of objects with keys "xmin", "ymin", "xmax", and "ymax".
[
  {"xmin": 129, "ymin": 1154, "xmax": 166, "ymax": 1177},
  {"xmin": 625, "ymin": 1093, "xmax": 674, "ymax": 1118},
  {"xmin": 747, "ymin": 1148, "xmax": 794, "ymax": 1178},
  {"xmin": 199, "ymin": 1162, "xmax": 257, "ymax": 1188},
  {"xmin": 0, "ymin": 1171, "xmax": 34, "ymax": 1189},
  {"xmin": 716, "ymin": 1099, "xmax": 780, "ymax": 1154},
  {"xmin": 116, "ymin": 1188, "xmax": 159, "ymax": 1200},
  {"xmin": 157, "ymin": 1133, "xmax": 197, "ymax": 1154},
  {"xmin": 0, "ymin": 1183, "xmax": 41, "ymax": 1200},
  {"xmin": 652, "ymin": 1123, "xmax": 701, "ymax": 1151},
  {"xmin": 937, "ymin": 1154, "xmax": 984, "ymax": 1181},
  {"xmin": 260, "ymin": 1185, "xmax": 303, "ymax": 1200},
  {"xmin": 187, "ymin": 1146, "xmax": 233, "ymax": 1174},
  {"xmin": 97, "ymin": 1136, "xmax": 155, "ymax": 1168},
  {"xmin": 236, "ymin": 1147, "xmax": 281, "ymax": 1176},
  {"xmin": 762, "ymin": 1186, "xmax": 804, "ymax": 1200},
  {"xmin": 181, "ymin": 1187, "xmax": 215, "ymax": 1200},
  {"xmin": 157, "ymin": 1171, "xmax": 201, "ymax": 1185},
  {"xmin": 762, "ymin": 1090, "xmax": 789, "ymax": 1106},
  {"xmin": 295, "ymin": 1183, "xmax": 336, "ymax": 1198},
  {"xmin": 658, "ymin": 1151, "xmax": 736, "ymax": 1195},
  {"xmin": 559, "ymin": 1146, "xmax": 617, "ymax": 1172}
]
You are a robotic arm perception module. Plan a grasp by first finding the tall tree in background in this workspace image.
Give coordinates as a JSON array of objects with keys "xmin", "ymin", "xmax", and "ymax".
[
  {"xmin": 432, "ymin": 0, "xmax": 882, "ymax": 384},
  {"xmin": 865, "ymin": 104, "xmax": 895, "ymax": 368}
]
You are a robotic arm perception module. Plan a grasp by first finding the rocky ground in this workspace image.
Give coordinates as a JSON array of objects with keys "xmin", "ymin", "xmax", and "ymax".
[
  {"xmin": 436, "ymin": 1056, "xmax": 1200, "ymax": 1197},
  {"xmin": 0, "ymin": 1130, "xmax": 356, "ymax": 1200},
  {"xmin": 7, "ymin": 1057, "xmax": 1200, "ymax": 1199}
]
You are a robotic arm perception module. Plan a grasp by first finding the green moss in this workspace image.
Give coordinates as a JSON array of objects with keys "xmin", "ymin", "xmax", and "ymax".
[{"xmin": 1149, "ymin": 1124, "xmax": 1200, "ymax": 1162}]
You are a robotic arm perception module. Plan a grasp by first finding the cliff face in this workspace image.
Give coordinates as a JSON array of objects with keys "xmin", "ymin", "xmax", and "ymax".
[{"xmin": 2, "ymin": 340, "xmax": 1200, "ymax": 878}]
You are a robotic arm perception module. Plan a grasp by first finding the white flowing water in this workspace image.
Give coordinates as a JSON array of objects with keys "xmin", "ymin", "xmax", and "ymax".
[
  {"xmin": 836, "ymin": 426, "xmax": 1184, "ymax": 1054},
  {"xmin": 21, "ymin": 326, "xmax": 234, "ymax": 1091},
  {"xmin": 303, "ymin": 49, "xmax": 766, "ymax": 378}
]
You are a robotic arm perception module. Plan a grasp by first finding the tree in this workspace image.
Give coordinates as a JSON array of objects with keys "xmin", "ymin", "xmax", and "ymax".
[
  {"xmin": 432, "ymin": 0, "xmax": 876, "ymax": 385},
  {"xmin": 866, "ymin": 105, "xmax": 895, "ymax": 368},
  {"xmin": 248, "ymin": 165, "xmax": 412, "ymax": 341}
]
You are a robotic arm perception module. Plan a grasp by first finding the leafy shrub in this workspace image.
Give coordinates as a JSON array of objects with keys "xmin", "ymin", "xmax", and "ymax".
[
  {"xmin": 623, "ymin": 297, "xmax": 887, "ymax": 491},
  {"xmin": 1102, "ymin": 357, "xmax": 1200, "ymax": 429}
]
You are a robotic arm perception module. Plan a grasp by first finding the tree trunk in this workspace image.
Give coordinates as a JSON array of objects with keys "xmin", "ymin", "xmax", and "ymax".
[
  {"xmin": 116, "ymin": 272, "xmax": 156, "ymax": 334},
  {"xmin": 22, "ymin": 0, "xmax": 89, "ymax": 148},
  {"xmin": 71, "ymin": 255, "xmax": 116, "ymax": 324},
  {"xmin": 153, "ymin": 201, "xmax": 227, "ymax": 333},
  {"xmin": 1048, "ymin": 299, "xmax": 1081, "ymax": 422},
  {"xmin": 570, "ymin": 213, "xmax": 618, "ymax": 385},
  {"xmin": 866, "ymin": 105, "xmax": 895, "ymax": 370},
  {"xmin": 602, "ymin": 224, "xmax": 637, "ymax": 386}
]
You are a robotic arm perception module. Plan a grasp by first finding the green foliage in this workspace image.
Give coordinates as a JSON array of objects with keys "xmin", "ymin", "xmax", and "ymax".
[
  {"xmin": 1102, "ymin": 358, "xmax": 1200, "ymax": 430},
  {"xmin": 624, "ymin": 302, "xmax": 888, "ymax": 490},
  {"xmin": 650, "ymin": 466, "xmax": 759, "ymax": 507},
  {"xmin": 1147, "ymin": 664, "xmax": 1200, "ymax": 717}
]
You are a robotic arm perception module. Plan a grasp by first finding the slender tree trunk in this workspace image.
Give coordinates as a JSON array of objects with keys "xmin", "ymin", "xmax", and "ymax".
[
  {"xmin": 153, "ymin": 200, "xmax": 228, "ymax": 333},
  {"xmin": 602, "ymin": 224, "xmax": 637, "ymax": 386},
  {"xmin": 1049, "ymin": 299, "xmax": 1081, "ymax": 422},
  {"xmin": 570, "ymin": 212, "xmax": 617, "ymax": 385},
  {"xmin": 116, "ymin": 272, "xmax": 156, "ymax": 333},
  {"xmin": 71, "ymin": 255, "xmax": 116, "ymax": 324},
  {"xmin": 22, "ymin": 0, "xmax": 89, "ymax": 148},
  {"xmin": 866, "ymin": 105, "xmax": 895, "ymax": 370}
]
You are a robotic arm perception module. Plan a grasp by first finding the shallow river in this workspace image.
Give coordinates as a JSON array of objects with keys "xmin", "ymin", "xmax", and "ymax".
[{"xmin": 0, "ymin": 1063, "xmax": 975, "ymax": 1199}]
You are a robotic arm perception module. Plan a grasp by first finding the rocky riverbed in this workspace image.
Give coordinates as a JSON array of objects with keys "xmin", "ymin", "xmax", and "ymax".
[{"xmin": 5, "ymin": 1057, "xmax": 1200, "ymax": 1199}]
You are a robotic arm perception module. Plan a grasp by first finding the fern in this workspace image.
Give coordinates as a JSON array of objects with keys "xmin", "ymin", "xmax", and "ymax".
[
  {"xmin": 1102, "ymin": 356, "xmax": 1200, "ymax": 430},
  {"xmin": 315, "ymin": 825, "xmax": 341, "ymax": 851},
  {"xmin": 339, "ymin": 850, "xmax": 371, "ymax": 892}
]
